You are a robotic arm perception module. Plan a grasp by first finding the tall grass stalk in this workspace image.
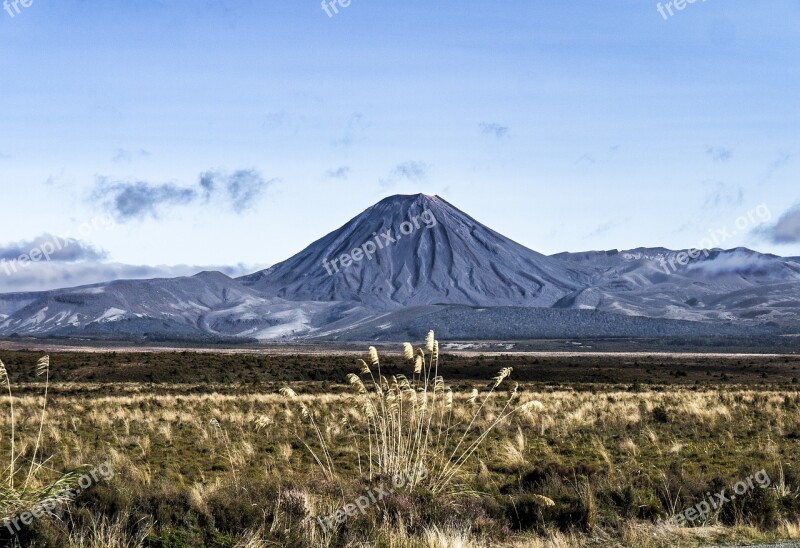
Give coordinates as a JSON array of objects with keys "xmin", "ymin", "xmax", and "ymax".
[
  {"xmin": 281, "ymin": 331, "xmax": 539, "ymax": 494},
  {"xmin": 25, "ymin": 355, "xmax": 51, "ymax": 488},
  {"xmin": 0, "ymin": 355, "xmax": 83, "ymax": 525},
  {"xmin": 0, "ymin": 360, "xmax": 15, "ymax": 489}
]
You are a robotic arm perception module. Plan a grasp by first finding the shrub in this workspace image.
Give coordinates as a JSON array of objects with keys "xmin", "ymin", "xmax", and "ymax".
[{"xmin": 651, "ymin": 405, "xmax": 669, "ymax": 423}]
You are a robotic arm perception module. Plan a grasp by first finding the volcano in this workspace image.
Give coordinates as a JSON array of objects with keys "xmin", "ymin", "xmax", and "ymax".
[
  {"xmin": 0, "ymin": 194, "xmax": 798, "ymax": 342},
  {"xmin": 239, "ymin": 194, "xmax": 584, "ymax": 310}
]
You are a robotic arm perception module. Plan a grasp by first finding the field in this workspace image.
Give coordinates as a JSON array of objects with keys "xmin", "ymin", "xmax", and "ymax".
[{"xmin": 0, "ymin": 341, "xmax": 799, "ymax": 547}]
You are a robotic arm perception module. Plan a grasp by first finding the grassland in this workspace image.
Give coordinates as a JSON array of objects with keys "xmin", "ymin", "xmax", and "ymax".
[{"xmin": 0, "ymin": 344, "xmax": 799, "ymax": 547}]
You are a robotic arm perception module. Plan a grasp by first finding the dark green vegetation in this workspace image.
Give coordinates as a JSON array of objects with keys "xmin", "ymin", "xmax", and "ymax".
[{"xmin": 1, "ymin": 349, "xmax": 799, "ymax": 386}]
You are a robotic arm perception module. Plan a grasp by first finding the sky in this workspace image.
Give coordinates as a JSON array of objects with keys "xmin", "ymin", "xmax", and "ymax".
[{"xmin": 0, "ymin": 0, "xmax": 798, "ymax": 292}]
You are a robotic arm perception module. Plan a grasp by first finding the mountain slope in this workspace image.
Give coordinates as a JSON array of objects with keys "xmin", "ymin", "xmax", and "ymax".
[
  {"xmin": 240, "ymin": 194, "xmax": 584, "ymax": 310},
  {"xmin": 311, "ymin": 304, "xmax": 775, "ymax": 342},
  {"xmin": 552, "ymin": 247, "xmax": 800, "ymax": 326},
  {"xmin": 0, "ymin": 271, "xmax": 375, "ymax": 340},
  {"xmin": 0, "ymin": 195, "xmax": 798, "ymax": 342},
  {"xmin": 0, "ymin": 271, "xmax": 263, "ymax": 338}
]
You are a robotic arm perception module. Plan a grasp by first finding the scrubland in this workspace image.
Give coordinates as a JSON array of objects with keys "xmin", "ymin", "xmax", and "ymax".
[{"xmin": 0, "ymin": 342, "xmax": 798, "ymax": 547}]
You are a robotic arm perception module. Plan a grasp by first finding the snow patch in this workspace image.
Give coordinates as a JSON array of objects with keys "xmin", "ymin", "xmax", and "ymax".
[
  {"xmin": 443, "ymin": 342, "xmax": 516, "ymax": 351},
  {"xmin": 77, "ymin": 287, "xmax": 105, "ymax": 295},
  {"xmin": 48, "ymin": 311, "xmax": 71, "ymax": 325},
  {"xmin": 253, "ymin": 310, "xmax": 312, "ymax": 339},
  {"xmin": 95, "ymin": 308, "xmax": 127, "ymax": 323},
  {"xmin": 20, "ymin": 307, "xmax": 49, "ymax": 328}
]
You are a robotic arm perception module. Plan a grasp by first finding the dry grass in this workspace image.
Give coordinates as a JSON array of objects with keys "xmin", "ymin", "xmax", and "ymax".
[
  {"xmin": 280, "ymin": 333, "xmax": 540, "ymax": 495},
  {"xmin": 0, "ymin": 348, "xmax": 798, "ymax": 546},
  {"xmin": 0, "ymin": 356, "xmax": 87, "ymax": 526}
]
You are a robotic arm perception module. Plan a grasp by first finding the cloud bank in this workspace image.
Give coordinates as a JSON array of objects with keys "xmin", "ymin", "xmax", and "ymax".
[
  {"xmin": 0, "ymin": 234, "xmax": 108, "ymax": 263},
  {"xmin": 760, "ymin": 204, "xmax": 800, "ymax": 244},
  {"xmin": 0, "ymin": 261, "xmax": 267, "ymax": 293},
  {"xmin": 93, "ymin": 169, "xmax": 277, "ymax": 221}
]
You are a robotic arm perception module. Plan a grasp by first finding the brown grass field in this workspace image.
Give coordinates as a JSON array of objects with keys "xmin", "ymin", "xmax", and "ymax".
[{"xmin": 0, "ymin": 338, "xmax": 799, "ymax": 547}]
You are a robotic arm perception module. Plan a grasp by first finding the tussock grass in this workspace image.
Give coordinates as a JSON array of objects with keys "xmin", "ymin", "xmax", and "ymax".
[
  {"xmin": 281, "ymin": 332, "xmax": 542, "ymax": 495},
  {"xmin": 0, "ymin": 357, "xmax": 85, "ymax": 528},
  {"xmin": 0, "ymin": 349, "xmax": 799, "ymax": 545}
]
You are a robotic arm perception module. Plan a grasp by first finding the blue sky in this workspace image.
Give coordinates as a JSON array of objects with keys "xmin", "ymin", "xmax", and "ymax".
[{"xmin": 0, "ymin": 0, "xmax": 798, "ymax": 291}]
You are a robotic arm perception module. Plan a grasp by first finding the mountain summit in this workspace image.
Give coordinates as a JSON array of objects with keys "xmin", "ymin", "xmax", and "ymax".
[
  {"xmin": 239, "ymin": 194, "xmax": 583, "ymax": 310},
  {"xmin": 0, "ymin": 193, "xmax": 798, "ymax": 341}
]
